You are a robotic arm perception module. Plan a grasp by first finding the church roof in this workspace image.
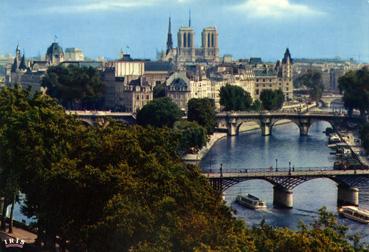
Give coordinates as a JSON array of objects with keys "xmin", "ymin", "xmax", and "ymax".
[
  {"xmin": 282, "ymin": 48, "xmax": 293, "ymax": 64},
  {"xmin": 249, "ymin": 57, "xmax": 263, "ymax": 65},
  {"xmin": 46, "ymin": 42, "xmax": 64, "ymax": 57},
  {"xmin": 19, "ymin": 55, "xmax": 27, "ymax": 70},
  {"xmin": 144, "ymin": 61, "xmax": 174, "ymax": 72},
  {"xmin": 11, "ymin": 58, "xmax": 18, "ymax": 73},
  {"xmin": 170, "ymin": 78, "xmax": 188, "ymax": 91}
]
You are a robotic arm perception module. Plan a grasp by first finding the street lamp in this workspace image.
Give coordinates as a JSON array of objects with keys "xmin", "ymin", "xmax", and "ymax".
[
  {"xmin": 289, "ymin": 161, "xmax": 291, "ymax": 170},
  {"xmin": 275, "ymin": 159, "xmax": 278, "ymax": 169}
]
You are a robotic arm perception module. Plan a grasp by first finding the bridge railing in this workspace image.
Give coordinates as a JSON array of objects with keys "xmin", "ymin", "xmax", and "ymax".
[{"xmin": 203, "ymin": 166, "xmax": 333, "ymax": 174}]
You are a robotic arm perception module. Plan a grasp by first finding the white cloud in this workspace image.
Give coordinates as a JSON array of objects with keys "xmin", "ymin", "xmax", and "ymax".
[
  {"xmin": 42, "ymin": 0, "xmax": 184, "ymax": 14},
  {"xmin": 232, "ymin": 0, "xmax": 325, "ymax": 18}
]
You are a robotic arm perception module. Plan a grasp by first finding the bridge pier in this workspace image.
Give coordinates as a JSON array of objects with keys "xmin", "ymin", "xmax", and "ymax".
[
  {"xmin": 273, "ymin": 186, "xmax": 293, "ymax": 208},
  {"xmin": 297, "ymin": 119, "xmax": 311, "ymax": 136},
  {"xmin": 260, "ymin": 118, "xmax": 272, "ymax": 136},
  {"xmin": 227, "ymin": 121, "xmax": 238, "ymax": 136},
  {"xmin": 261, "ymin": 123, "xmax": 271, "ymax": 136},
  {"xmin": 337, "ymin": 185, "xmax": 359, "ymax": 206}
]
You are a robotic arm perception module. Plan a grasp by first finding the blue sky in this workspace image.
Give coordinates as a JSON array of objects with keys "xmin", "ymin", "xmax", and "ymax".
[{"xmin": 1, "ymin": 0, "xmax": 369, "ymax": 62}]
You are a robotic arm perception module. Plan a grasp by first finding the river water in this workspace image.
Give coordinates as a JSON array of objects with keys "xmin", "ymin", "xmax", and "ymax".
[{"xmin": 200, "ymin": 121, "xmax": 369, "ymax": 241}]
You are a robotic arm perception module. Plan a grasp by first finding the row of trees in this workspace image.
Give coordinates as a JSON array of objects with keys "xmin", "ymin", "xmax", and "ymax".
[
  {"xmin": 0, "ymin": 87, "xmax": 366, "ymax": 251},
  {"xmin": 219, "ymin": 84, "xmax": 284, "ymax": 111}
]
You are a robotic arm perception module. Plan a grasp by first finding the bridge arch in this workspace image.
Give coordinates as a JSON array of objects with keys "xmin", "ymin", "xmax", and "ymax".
[
  {"xmin": 270, "ymin": 119, "xmax": 300, "ymax": 135},
  {"xmin": 235, "ymin": 120, "xmax": 261, "ymax": 135}
]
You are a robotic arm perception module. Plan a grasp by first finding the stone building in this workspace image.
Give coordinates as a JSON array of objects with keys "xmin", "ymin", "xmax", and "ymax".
[
  {"xmin": 103, "ymin": 57, "xmax": 155, "ymax": 112},
  {"xmin": 162, "ymin": 17, "xmax": 220, "ymax": 64},
  {"xmin": 143, "ymin": 61, "xmax": 174, "ymax": 86},
  {"xmin": 121, "ymin": 79, "xmax": 153, "ymax": 113},
  {"xmin": 166, "ymin": 71, "xmax": 213, "ymax": 111},
  {"xmin": 64, "ymin": 48, "xmax": 84, "ymax": 61},
  {"xmin": 45, "ymin": 42, "xmax": 64, "ymax": 65},
  {"xmin": 253, "ymin": 48, "xmax": 293, "ymax": 100}
]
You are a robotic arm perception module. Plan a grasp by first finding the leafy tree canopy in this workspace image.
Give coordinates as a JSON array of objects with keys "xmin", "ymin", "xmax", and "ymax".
[
  {"xmin": 153, "ymin": 83, "xmax": 166, "ymax": 99},
  {"xmin": 259, "ymin": 89, "xmax": 285, "ymax": 110},
  {"xmin": 41, "ymin": 65, "xmax": 104, "ymax": 109},
  {"xmin": 187, "ymin": 98, "xmax": 217, "ymax": 134},
  {"xmin": 174, "ymin": 120, "xmax": 208, "ymax": 154},
  {"xmin": 219, "ymin": 84, "xmax": 253, "ymax": 111},
  {"xmin": 136, "ymin": 97, "xmax": 182, "ymax": 128}
]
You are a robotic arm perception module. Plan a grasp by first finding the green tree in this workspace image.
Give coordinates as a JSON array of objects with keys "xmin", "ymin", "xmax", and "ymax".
[
  {"xmin": 174, "ymin": 120, "xmax": 208, "ymax": 154},
  {"xmin": 187, "ymin": 98, "xmax": 217, "ymax": 134},
  {"xmin": 250, "ymin": 99, "xmax": 262, "ymax": 111},
  {"xmin": 41, "ymin": 65, "xmax": 104, "ymax": 109},
  {"xmin": 259, "ymin": 89, "xmax": 285, "ymax": 110},
  {"xmin": 137, "ymin": 97, "xmax": 182, "ymax": 127},
  {"xmin": 153, "ymin": 83, "xmax": 166, "ymax": 99},
  {"xmin": 360, "ymin": 123, "xmax": 369, "ymax": 153},
  {"xmin": 339, "ymin": 67, "xmax": 369, "ymax": 117},
  {"xmin": 219, "ymin": 84, "xmax": 252, "ymax": 111},
  {"xmin": 295, "ymin": 70, "xmax": 325, "ymax": 102}
]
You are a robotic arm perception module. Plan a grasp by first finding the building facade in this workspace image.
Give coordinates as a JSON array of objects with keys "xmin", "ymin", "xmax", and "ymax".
[
  {"xmin": 163, "ymin": 17, "xmax": 220, "ymax": 64},
  {"xmin": 64, "ymin": 48, "xmax": 85, "ymax": 61}
]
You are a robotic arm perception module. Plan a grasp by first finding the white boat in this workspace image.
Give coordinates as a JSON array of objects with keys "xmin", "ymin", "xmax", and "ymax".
[
  {"xmin": 338, "ymin": 206, "xmax": 369, "ymax": 224},
  {"xmin": 235, "ymin": 194, "xmax": 267, "ymax": 209},
  {"xmin": 329, "ymin": 134, "xmax": 341, "ymax": 144}
]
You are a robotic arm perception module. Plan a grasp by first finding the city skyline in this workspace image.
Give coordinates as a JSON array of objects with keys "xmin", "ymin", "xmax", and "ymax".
[{"xmin": 1, "ymin": 0, "xmax": 369, "ymax": 62}]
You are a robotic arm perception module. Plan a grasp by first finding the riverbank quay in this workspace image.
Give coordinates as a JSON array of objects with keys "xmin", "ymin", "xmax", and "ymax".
[
  {"xmin": 336, "ymin": 129, "xmax": 369, "ymax": 167},
  {"xmin": 182, "ymin": 132, "xmax": 227, "ymax": 164}
]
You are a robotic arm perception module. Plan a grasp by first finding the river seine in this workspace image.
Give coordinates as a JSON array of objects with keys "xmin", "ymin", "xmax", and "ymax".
[{"xmin": 200, "ymin": 121, "xmax": 369, "ymax": 241}]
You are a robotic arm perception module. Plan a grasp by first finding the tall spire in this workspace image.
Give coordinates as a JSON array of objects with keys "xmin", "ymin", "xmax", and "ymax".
[
  {"xmin": 189, "ymin": 9, "xmax": 191, "ymax": 27},
  {"xmin": 168, "ymin": 16, "xmax": 172, "ymax": 33},
  {"xmin": 166, "ymin": 17, "xmax": 173, "ymax": 54}
]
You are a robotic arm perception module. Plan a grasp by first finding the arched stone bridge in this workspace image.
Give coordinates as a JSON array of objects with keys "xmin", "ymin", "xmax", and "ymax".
[
  {"xmin": 216, "ymin": 111, "xmax": 362, "ymax": 136},
  {"xmin": 205, "ymin": 168, "xmax": 369, "ymax": 208},
  {"xmin": 66, "ymin": 110, "xmax": 136, "ymax": 127}
]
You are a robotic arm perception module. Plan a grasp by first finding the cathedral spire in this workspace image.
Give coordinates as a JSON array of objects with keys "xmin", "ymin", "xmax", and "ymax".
[
  {"xmin": 188, "ymin": 9, "xmax": 191, "ymax": 27},
  {"xmin": 166, "ymin": 17, "xmax": 173, "ymax": 54},
  {"xmin": 168, "ymin": 16, "xmax": 172, "ymax": 33}
]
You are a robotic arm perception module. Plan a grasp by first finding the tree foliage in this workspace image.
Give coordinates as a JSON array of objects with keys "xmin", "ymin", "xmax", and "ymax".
[
  {"xmin": 339, "ymin": 67, "xmax": 369, "ymax": 116},
  {"xmin": 174, "ymin": 120, "xmax": 208, "ymax": 154},
  {"xmin": 295, "ymin": 70, "xmax": 324, "ymax": 102},
  {"xmin": 153, "ymin": 83, "xmax": 166, "ymax": 99},
  {"xmin": 259, "ymin": 89, "xmax": 285, "ymax": 110},
  {"xmin": 187, "ymin": 98, "xmax": 217, "ymax": 134},
  {"xmin": 0, "ymin": 87, "xmax": 367, "ymax": 252},
  {"xmin": 219, "ymin": 84, "xmax": 252, "ymax": 111},
  {"xmin": 360, "ymin": 123, "xmax": 369, "ymax": 153},
  {"xmin": 41, "ymin": 65, "xmax": 104, "ymax": 109},
  {"xmin": 136, "ymin": 97, "xmax": 182, "ymax": 128}
]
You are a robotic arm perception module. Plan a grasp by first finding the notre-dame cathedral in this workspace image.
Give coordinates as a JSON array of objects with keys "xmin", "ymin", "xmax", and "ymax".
[{"xmin": 162, "ymin": 16, "xmax": 220, "ymax": 64}]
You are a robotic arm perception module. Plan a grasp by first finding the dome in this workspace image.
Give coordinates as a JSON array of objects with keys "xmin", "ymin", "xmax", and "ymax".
[{"xmin": 46, "ymin": 42, "xmax": 64, "ymax": 58}]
